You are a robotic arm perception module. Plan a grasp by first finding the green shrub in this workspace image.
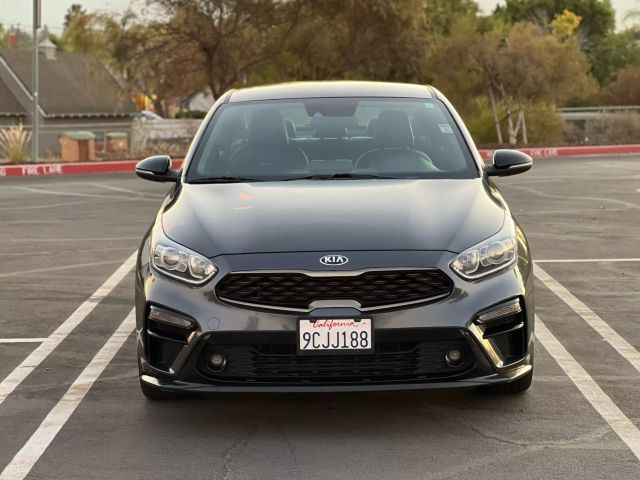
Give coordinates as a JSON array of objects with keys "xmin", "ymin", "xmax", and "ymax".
[
  {"xmin": 464, "ymin": 98, "xmax": 501, "ymax": 145},
  {"xmin": 524, "ymin": 103, "xmax": 564, "ymax": 145},
  {"xmin": 175, "ymin": 110, "xmax": 207, "ymax": 119},
  {"xmin": 464, "ymin": 99, "xmax": 564, "ymax": 146}
]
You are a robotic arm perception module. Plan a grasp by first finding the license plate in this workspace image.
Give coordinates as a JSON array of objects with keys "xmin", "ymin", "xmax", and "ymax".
[{"xmin": 297, "ymin": 318, "xmax": 373, "ymax": 354}]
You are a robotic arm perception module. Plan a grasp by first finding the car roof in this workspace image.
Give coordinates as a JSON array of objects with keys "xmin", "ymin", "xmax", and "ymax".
[{"xmin": 227, "ymin": 81, "xmax": 433, "ymax": 102}]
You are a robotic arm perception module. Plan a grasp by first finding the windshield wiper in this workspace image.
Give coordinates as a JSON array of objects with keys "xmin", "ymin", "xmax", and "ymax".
[
  {"xmin": 189, "ymin": 176, "xmax": 265, "ymax": 184},
  {"xmin": 282, "ymin": 173, "xmax": 405, "ymax": 181}
]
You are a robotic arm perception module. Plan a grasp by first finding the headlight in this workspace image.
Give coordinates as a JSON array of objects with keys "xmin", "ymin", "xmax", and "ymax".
[
  {"xmin": 450, "ymin": 216, "xmax": 517, "ymax": 280},
  {"xmin": 151, "ymin": 230, "xmax": 217, "ymax": 285}
]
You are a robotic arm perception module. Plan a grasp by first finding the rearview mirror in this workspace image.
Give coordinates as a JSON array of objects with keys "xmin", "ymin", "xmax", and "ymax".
[
  {"xmin": 135, "ymin": 155, "xmax": 180, "ymax": 182},
  {"xmin": 485, "ymin": 149, "xmax": 532, "ymax": 177}
]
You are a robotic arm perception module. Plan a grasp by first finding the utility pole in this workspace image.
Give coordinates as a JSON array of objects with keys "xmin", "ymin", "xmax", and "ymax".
[{"xmin": 32, "ymin": 0, "xmax": 40, "ymax": 163}]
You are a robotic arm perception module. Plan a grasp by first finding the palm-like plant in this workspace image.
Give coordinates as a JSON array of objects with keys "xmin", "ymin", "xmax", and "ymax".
[
  {"xmin": 0, "ymin": 124, "xmax": 32, "ymax": 164},
  {"xmin": 625, "ymin": 1, "xmax": 640, "ymax": 25}
]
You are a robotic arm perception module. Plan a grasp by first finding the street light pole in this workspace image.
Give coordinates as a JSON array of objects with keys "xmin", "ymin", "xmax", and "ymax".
[{"xmin": 32, "ymin": 0, "xmax": 40, "ymax": 164}]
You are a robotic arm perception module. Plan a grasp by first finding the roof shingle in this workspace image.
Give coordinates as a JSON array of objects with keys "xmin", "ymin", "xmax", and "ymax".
[
  {"xmin": 0, "ymin": 76, "xmax": 25, "ymax": 115},
  {"xmin": 0, "ymin": 50, "xmax": 136, "ymax": 117}
]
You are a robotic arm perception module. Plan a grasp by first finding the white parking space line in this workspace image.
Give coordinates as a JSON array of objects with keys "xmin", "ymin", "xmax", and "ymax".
[
  {"xmin": 535, "ymin": 316, "xmax": 640, "ymax": 462},
  {"xmin": 0, "ymin": 338, "xmax": 46, "ymax": 344},
  {"xmin": 0, "ymin": 201, "xmax": 87, "ymax": 212},
  {"xmin": 0, "ymin": 251, "xmax": 137, "ymax": 406},
  {"xmin": 0, "ymin": 309, "xmax": 135, "ymax": 480},
  {"xmin": 534, "ymin": 264, "xmax": 640, "ymax": 374},
  {"xmin": 506, "ymin": 184, "xmax": 640, "ymax": 210},
  {"xmin": 0, "ymin": 247, "xmax": 133, "ymax": 258},
  {"xmin": 89, "ymin": 182, "xmax": 166, "ymax": 198},
  {"xmin": 535, "ymin": 258, "xmax": 640, "ymax": 263},
  {"xmin": 2, "ymin": 236, "xmax": 141, "ymax": 243},
  {"xmin": 6, "ymin": 186, "xmax": 158, "ymax": 202},
  {"xmin": 0, "ymin": 260, "xmax": 125, "ymax": 279},
  {"xmin": 6, "ymin": 186, "xmax": 135, "ymax": 201}
]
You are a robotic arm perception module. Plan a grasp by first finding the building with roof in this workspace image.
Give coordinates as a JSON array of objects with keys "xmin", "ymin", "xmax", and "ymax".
[{"xmin": 0, "ymin": 40, "xmax": 137, "ymax": 156}]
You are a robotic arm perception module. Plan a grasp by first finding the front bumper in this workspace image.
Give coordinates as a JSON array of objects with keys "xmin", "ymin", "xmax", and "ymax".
[{"xmin": 135, "ymin": 248, "xmax": 534, "ymax": 393}]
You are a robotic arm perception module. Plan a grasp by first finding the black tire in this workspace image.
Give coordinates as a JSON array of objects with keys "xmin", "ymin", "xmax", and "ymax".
[
  {"xmin": 139, "ymin": 378, "xmax": 173, "ymax": 400},
  {"xmin": 485, "ymin": 369, "xmax": 533, "ymax": 394}
]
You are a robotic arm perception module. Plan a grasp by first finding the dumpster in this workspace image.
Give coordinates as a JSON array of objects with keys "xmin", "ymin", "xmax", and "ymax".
[
  {"xmin": 105, "ymin": 132, "xmax": 128, "ymax": 154},
  {"xmin": 60, "ymin": 131, "xmax": 96, "ymax": 162}
]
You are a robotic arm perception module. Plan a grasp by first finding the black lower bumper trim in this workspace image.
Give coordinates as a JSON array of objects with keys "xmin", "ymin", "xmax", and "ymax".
[{"xmin": 196, "ymin": 328, "xmax": 476, "ymax": 386}]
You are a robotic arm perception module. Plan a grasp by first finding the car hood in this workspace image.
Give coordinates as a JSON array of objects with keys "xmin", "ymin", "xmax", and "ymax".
[{"xmin": 161, "ymin": 179, "xmax": 505, "ymax": 258}]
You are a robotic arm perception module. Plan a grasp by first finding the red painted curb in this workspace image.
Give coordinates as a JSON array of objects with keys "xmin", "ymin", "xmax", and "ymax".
[
  {"xmin": 0, "ymin": 159, "xmax": 184, "ymax": 178},
  {"xmin": 478, "ymin": 144, "xmax": 640, "ymax": 160},
  {"xmin": 1, "ymin": 144, "xmax": 639, "ymax": 177}
]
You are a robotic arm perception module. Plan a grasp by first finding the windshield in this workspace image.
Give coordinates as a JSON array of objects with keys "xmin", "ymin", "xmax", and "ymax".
[{"xmin": 186, "ymin": 97, "xmax": 478, "ymax": 182}]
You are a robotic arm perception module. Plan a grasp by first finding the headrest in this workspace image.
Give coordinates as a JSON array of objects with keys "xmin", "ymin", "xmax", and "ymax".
[
  {"xmin": 412, "ymin": 110, "xmax": 437, "ymax": 137},
  {"xmin": 284, "ymin": 119, "xmax": 296, "ymax": 139},
  {"xmin": 366, "ymin": 118, "xmax": 377, "ymax": 136},
  {"xmin": 248, "ymin": 110, "xmax": 288, "ymax": 145},
  {"xmin": 315, "ymin": 125, "xmax": 348, "ymax": 138},
  {"xmin": 374, "ymin": 111, "xmax": 414, "ymax": 148}
]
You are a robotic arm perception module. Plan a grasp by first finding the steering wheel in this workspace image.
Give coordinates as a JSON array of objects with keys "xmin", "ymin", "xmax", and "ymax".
[{"xmin": 355, "ymin": 147, "xmax": 438, "ymax": 172}]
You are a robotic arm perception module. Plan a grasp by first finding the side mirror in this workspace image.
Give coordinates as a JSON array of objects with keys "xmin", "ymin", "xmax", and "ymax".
[
  {"xmin": 135, "ymin": 155, "xmax": 180, "ymax": 183},
  {"xmin": 485, "ymin": 149, "xmax": 532, "ymax": 177}
]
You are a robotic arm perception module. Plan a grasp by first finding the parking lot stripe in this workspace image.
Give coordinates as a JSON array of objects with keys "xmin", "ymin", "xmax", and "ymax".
[
  {"xmin": 0, "ymin": 309, "xmax": 135, "ymax": 480},
  {"xmin": 6, "ymin": 185, "xmax": 155, "ymax": 202},
  {"xmin": 0, "ymin": 201, "xmax": 87, "ymax": 212},
  {"xmin": 0, "ymin": 251, "xmax": 137, "ymax": 406},
  {"xmin": 534, "ymin": 264, "xmax": 640, "ymax": 374},
  {"xmin": 536, "ymin": 316, "xmax": 640, "ymax": 461},
  {"xmin": 535, "ymin": 258, "xmax": 640, "ymax": 263},
  {"xmin": 4, "ymin": 236, "xmax": 141, "ymax": 242},
  {"xmin": 0, "ymin": 259, "xmax": 126, "ymax": 279},
  {"xmin": 0, "ymin": 338, "xmax": 46, "ymax": 344}
]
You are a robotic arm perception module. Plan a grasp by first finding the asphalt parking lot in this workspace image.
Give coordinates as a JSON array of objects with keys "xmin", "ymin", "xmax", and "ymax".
[{"xmin": 1, "ymin": 156, "xmax": 640, "ymax": 479}]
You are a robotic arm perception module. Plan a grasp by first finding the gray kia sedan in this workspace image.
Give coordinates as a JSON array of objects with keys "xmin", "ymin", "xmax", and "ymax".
[{"xmin": 134, "ymin": 81, "xmax": 534, "ymax": 399}]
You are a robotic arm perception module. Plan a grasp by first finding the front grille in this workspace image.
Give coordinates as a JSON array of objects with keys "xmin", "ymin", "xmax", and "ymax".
[
  {"xmin": 198, "ymin": 330, "xmax": 474, "ymax": 384},
  {"xmin": 215, "ymin": 269, "xmax": 453, "ymax": 311}
]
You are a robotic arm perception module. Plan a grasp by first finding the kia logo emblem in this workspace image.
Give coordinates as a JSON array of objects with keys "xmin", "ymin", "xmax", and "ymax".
[{"xmin": 320, "ymin": 255, "xmax": 349, "ymax": 266}]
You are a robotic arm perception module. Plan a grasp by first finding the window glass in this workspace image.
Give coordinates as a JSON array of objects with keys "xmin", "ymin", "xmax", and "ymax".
[{"xmin": 187, "ymin": 98, "xmax": 478, "ymax": 181}]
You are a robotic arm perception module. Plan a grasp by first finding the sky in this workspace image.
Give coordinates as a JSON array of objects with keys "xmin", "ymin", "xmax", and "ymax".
[{"xmin": 0, "ymin": 0, "xmax": 637, "ymax": 33}]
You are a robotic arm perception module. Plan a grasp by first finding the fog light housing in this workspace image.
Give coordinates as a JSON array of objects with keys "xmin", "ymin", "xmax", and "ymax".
[
  {"xmin": 445, "ymin": 348, "xmax": 464, "ymax": 367},
  {"xmin": 208, "ymin": 352, "xmax": 226, "ymax": 372}
]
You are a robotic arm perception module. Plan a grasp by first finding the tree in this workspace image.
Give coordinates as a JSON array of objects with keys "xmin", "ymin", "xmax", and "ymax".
[
  {"xmin": 64, "ymin": 4, "xmax": 87, "ymax": 28},
  {"xmin": 274, "ymin": 0, "xmax": 428, "ymax": 83},
  {"xmin": 429, "ymin": 21, "xmax": 595, "ymax": 144},
  {"xmin": 0, "ymin": 23, "xmax": 7, "ymax": 49},
  {"xmin": 494, "ymin": 0, "xmax": 615, "ymax": 44},
  {"xmin": 588, "ymin": 29, "xmax": 640, "ymax": 84},
  {"xmin": 61, "ymin": 10, "xmax": 102, "ymax": 53},
  {"xmin": 1, "ymin": 27, "xmax": 32, "ymax": 49},
  {"xmin": 601, "ymin": 65, "xmax": 640, "ymax": 105},
  {"xmin": 551, "ymin": 8, "xmax": 581, "ymax": 37},
  {"xmin": 144, "ymin": 0, "xmax": 306, "ymax": 99},
  {"xmin": 423, "ymin": 0, "xmax": 479, "ymax": 34}
]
